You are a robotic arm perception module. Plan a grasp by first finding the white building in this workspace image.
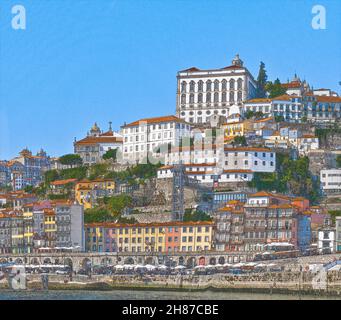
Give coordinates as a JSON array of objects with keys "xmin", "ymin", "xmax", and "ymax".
[
  {"xmin": 158, "ymin": 147, "xmax": 275, "ymax": 186},
  {"xmin": 176, "ymin": 54, "xmax": 257, "ymax": 124},
  {"xmin": 317, "ymin": 227, "xmax": 335, "ymax": 254},
  {"xmin": 223, "ymin": 147, "xmax": 276, "ymax": 173},
  {"xmin": 157, "ymin": 163, "xmax": 254, "ymax": 184},
  {"xmin": 320, "ymin": 169, "xmax": 341, "ymax": 194},
  {"xmin": 121, "ymin": 115, "xmax": 193, "ymax": 164},
  {"xmin": 74, "ymin": 123, "xmax": 123, "ymax": 165}
]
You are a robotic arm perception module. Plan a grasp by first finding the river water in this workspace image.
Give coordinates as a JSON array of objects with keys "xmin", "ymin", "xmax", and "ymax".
[{"xmin": 0, "ymin": 289, "xmax": 339, "ymax": 300}]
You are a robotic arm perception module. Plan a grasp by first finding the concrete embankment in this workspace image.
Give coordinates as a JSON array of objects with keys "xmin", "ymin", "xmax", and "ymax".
[{"xmin": 2, "ymin": 272, "xmax": 341, "ymax": 297}]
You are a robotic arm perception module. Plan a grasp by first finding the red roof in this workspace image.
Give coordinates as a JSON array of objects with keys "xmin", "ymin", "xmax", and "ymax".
[
  {"xmin": 75, "ymin": 136, "xmax": 123, "ymax": 145},
  {"xmin": 122, "ymin": 115, "xmax": 190, "ymax": 128}
]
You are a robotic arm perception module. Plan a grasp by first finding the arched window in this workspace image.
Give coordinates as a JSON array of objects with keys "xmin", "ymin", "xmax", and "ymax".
[
  {"xmin": 181, "ymin": 94, "xmax": 186, "ymax": 104},
  {"xmin": 198, "ymin": 80, "xmax": 203, "ymax": 92},
  {"xmin": 229, "ymin": 79, "xmax": 235, "ymax": 90},
  {"xmin": 222, "ymin": 79, "xmax": 227, "ymax": 91},
  {"xmin": 229, "ymin": 92, "xmax": 235, "ymax": 102},
  {"xmin": 237, "ymin": 78, "xmax": 243, "ymax": 90},
  {"xmin": 206, "ymin": 80, "xmax": 212, "ymax": 91},
  {"xmin": 222, "ymin": 92, "xmax": 227, "ymax": 102},
  {"xmin": 214, "ymin": 92, "xmax": 219, "ymax": 103},
  {"xmin": 206, "ymin": 92, "xmax": 211, "ymax": 103},
  {"xmin": 181, "ymin": 81, "xmax": 187, "ymax": 93},
  {"xmin": 214, "ymin": 80, "xmax": 219, "ymax": 91},
  {"xmin": 198, "ymin": 93, "xmax": 203, "ymax": 103},
  {"xmin": 190, "ymin": 81, "xmax": 195, "ymax": 92},
  {"xmin": 189, "ymin": 93, "xmax": 194, "ymax": 104},
  {"xmin": 237, "ymin": 91, "xmax": 243, "ymax": 102}
]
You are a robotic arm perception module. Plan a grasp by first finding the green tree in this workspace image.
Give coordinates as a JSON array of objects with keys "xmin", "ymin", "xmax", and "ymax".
[
  {"xmin": 107, "ymin": 194, "xmax": 132, "ymax": 215},
  {"xmin": 275, "ymin": 115, "xmax": 285, "ymax": 122},
  {"xmin": 255, "ymin": 62, "xmax": 268, "ymax": 98},
  {"xmin": 233, "ymin": 136, "xmax": 247, "ymax": 146},
  {"xmin": 336, "ymin": 155, "xmax": 341, "ymax": 168},
  {"xmin": 265, "ymin": 78, "xmax": 287, "ymax": 98},
  {"xmin": 24, "ymin": 185, "xmax": 34, "ymax": 194},
  {"xmin": 254, "ymin": 111, "xmax": 264, "ymax": 119},
  {"xmin": 245, "ymin": 110, "xmax": 255, "ymax": 119},
  {"xmin": 59, "ymin": 154, "xmax": 83, "ymax": 167},
  {"xmin": 183, "ymin": 210, "xmax": 212, "ymax": 222},
  {"xmin": 103, "ymin": 149, "xmax": 118, "ymax": 161}
]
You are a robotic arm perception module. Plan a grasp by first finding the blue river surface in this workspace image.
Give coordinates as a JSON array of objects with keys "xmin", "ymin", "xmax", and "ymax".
[{"xmin": 0, "ymin": 289, "xmax": 339, "ymax": 300}]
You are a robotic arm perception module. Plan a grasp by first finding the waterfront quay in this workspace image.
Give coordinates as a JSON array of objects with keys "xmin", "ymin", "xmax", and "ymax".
[{"xmin": 0, "ymin": 251, "xmax": 254, "ymax": 272}]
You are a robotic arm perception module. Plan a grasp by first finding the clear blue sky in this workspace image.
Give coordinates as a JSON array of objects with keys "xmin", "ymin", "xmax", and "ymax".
[{"xmin": 0, "ymin": 0, "xmax": 340, "ymax": 159}]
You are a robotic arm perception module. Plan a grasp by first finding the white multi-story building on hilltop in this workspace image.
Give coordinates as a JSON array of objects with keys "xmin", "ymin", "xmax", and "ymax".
[
  {"xmin": 176, "ymin": 54, "xmax": 257, "ymax": 124},
  {"xmin": 321, "ymin": 169, "xmax": 341, "ymax": 194},
  {"xmin": 121, "ymin": 115, "xmax": 193, "ymax": 164}
]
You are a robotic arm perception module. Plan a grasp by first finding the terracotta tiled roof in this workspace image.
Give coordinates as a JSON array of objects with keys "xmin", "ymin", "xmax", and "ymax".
[
  {"xmin": 281, "ymin": 81, "xmax": 302, "ymax": 89},
  {"xmin": 122, "ymin": 115, "xmax": 190, "ymax": 128},
  {"xmin": 254, "ymin": 117, "xmax": 274, "ymax": 123},
  {"xmin": 223, "ymin": 169, "xmax": 253, "ymax": 173},
  {"xmin": 271, "ymin": 94, "xmax": 296, "ymax": 101},
  {"xmin": 316, "ymin": 96, "xmax": 341, "ymax": 103},
  {"xmin": 245, "ymin": 98, "xmax": 272, "ymax": 104},
  {"xmin": 75, "ymin": 136, "xmax": 123, "ymax": 145},
  {"xmin": 179, "ymin": 67, "xmax": 201, "ymax": 72},
  {"xmin": 51, "ymin": 178, "xmax": 78, "ymax": 186},
  {"xmin": 224, "ymin": 147, "xmax": 272, "ymax": 152},
  {"xmin": 85, "ymin": 221, "xmax": 214, "ymax": 228}
]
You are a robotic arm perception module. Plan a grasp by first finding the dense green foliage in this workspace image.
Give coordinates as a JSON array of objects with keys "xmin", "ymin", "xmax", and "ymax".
[
  {"xmin": 233, "ymin": 136, "xmax": 247, "ymax": 146},
  {"xmin": 48, "ymin": 193, "xmax": 70, "ymax": 200},
  {"xmin": 102, "ymin": 149, "xmax": 118, "ymax": 161},
  {"xmin": 265, "ymin": 78, "xmax": 287, "ymax": 98},
  {"xmin": 84, "ymin": 194, "xmax": 133, "ymax": 223},
  {"xmin": 88, "ymin": 164, "xmax": 109, "ymax": 180},
  {"xmin": 337, "ymin": 155, "xmax": 341, "ymax": 168},
  {"xmin": 183, "ymin": 209, "xmax": 212, "ymax": 222},
  {"xmin": 316, "ymin": 125, "xmax": 341, "ymax": 146},
  {"xmin": 329, "ymin": 210, "xmax": 341, "ymax": 224},
  {"xmin": 274, "ymin": 115, "xmax": 285, "ymax": 122},
  {"xmin": 255, "ymin": 62, "xmax": 268, "ymax": 98},
  {"xmin": 249, "ymin": 153, "xmax": 320, "ymax": 203},
  {"xmin": 44, "ymin": 167, "xmax": 87, "ymax": 185},
  {"xmin": 59, "ymin": 154, "xmax": 83, "ymax": 167}
]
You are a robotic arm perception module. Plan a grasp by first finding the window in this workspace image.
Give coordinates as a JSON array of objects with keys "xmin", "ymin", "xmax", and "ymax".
[
  {"xmin": 189, "ymin": 94, "xmax": 194, "ymax": 104},
  {"xmin": 206, "ymin": 92, "xmax": 211, "ymax": 103},
  {"xmin": 214, "ymin": 92, "xmax": 219, "ymax": 103},
  {"xmin": 222, "ymin": 79, "xmax": 227, "ymax": 91},
  {"xmin": 229, "ymin": 79, "xmax": 235, "ymax": 90},
  {"xmin": 237, "ymin": 78, "xmax": 243, "ymax": 90},
  {"xmin": 181, "ymin": 81, "xmax": 187, "ymax": 93},
  {"xmin": 198, "ymin": 80, "xmax": 203, "ymax": 92},
  {"xmin": 206, "ymin": 80, "xmax": 212, "ymax": 91},
  {"xmin": 181, "ymin": 94, "xmax": 186, "ymax": 104},
  {"xmin": 198, "ymin": 93, "xmax": 203, "ymax": 103},
  {"xmin": 214, "ymin": 80, "xmax": 219, "ymax": 91},
  {"xmin": 229, "ymin": 91, "xmax": 234, "ymax": 102},
  {"xmin": 190, "ymin": 81, "xmax": 195, "ymax": 92}
]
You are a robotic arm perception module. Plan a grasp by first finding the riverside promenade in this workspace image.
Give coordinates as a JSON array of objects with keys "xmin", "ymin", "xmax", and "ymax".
[{"xmin": 2, "ymin": 271, "xmax": 341, "ymax": 297}]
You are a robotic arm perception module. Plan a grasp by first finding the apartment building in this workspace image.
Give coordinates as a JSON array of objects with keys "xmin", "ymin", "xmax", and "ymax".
[{"xmin": 121, "ymin": 115, "xmax": 192, "ymax": 164}]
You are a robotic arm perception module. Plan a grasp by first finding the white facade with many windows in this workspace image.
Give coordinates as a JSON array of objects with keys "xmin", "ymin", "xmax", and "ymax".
[
  {"xmin": 321, "ymin": 169, "xmax": 341, "ymax": 194},
  {"xmin": 121, "ymin": 115, "xmax": 192, "ymax": 164},
  {"xmin": 176, "ymin": 54, "xmax": 256, "ymax": 124}
]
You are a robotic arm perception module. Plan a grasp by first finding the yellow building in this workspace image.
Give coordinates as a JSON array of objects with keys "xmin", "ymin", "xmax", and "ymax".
[
  {"xmin": 179, "ymin": 222, "xmax": 213, "ymax": 252},
  {"xmin": 44, "ymin": 209, "xmax": 57, "ymax": 247},
  {"xmin": 223, "ymin": 121, "xmax": 245, "ymax": 138},
  {"xmin": 85, "ymin": 221, "xmax": 214, "ymax": 253},
  {"xmin": 75, "ymin": 178, "xmax": 115, "ymax": 209}
]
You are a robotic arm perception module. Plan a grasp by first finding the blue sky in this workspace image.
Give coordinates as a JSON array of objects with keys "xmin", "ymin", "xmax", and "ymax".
[{"xmin": 0, "ymin": 0, "xmax": 340, "ymax": 159}]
